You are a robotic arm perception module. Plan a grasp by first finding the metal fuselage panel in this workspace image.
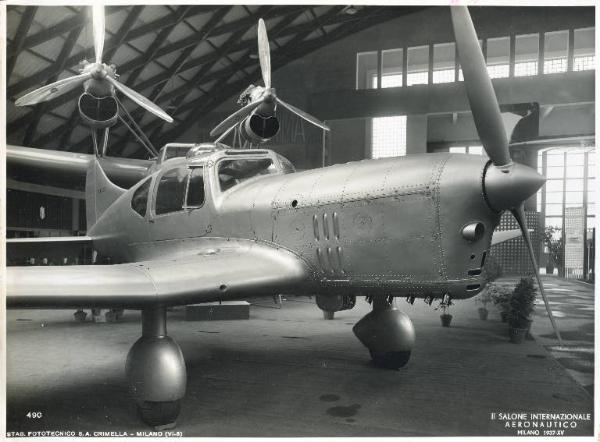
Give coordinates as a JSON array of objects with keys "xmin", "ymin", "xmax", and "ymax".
[{"xmin": 89, "ymin": 151, "xmax": 498, "ymax": 300}]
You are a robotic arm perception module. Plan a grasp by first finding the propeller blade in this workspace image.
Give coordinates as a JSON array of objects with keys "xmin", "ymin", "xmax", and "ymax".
[
  {"xmin": 257, "ymin": 18, "xmax": 271, "ymax": 89},
  {"xmin": 276, "ymin": 97, "xmax": 330, "ymax": 132},
  {"xmin": 106, "ymin": 76, "xmax": 173, "ymax": 123},
  {"xmin": 15, "ymin": 73, "xmax": 92, "ymax": 106},
  {"xmin": 92, "ymin": 3, "xmax": 105, "ymax": 64},
  {"xmin": 451, "ymin": 6, "xmax": 512, "ymax": 168},
  {"xmin": 210, "ymin": 99, "xmax": 263, "ymax": 137},
  {"xmin": 215, "ymin": 123, "xmax": 237, "ymax": 143},
  {"xmin": 511, "ymin": 204, "xmax": 563, "ymax": 345}
]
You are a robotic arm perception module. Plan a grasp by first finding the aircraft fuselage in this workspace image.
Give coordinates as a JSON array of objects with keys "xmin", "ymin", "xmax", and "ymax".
[{"xmin": 89, "ymin": 148, "xmax": 499, "ymax": 301}]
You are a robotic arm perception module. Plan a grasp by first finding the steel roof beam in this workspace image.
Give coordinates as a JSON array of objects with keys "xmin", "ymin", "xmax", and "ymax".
[
  {"xmin": 156, "ymin": 7, "xmax": 415, "ymax": 145},
  {"xmin": 18, "ymin": 5, "xmax": 127, "ymax": 50},
  {"xmin": 115, "ymin": 6, "xmax": 234, "ymax": 156},
  {"xmin": 125, "ymin": 6, "xmax": 192, "ymax": 86},
  {"xmin": 7, "ymin": 7, "xmax": 38, "ymax": 78},
  {"xmin": 8, "ymin": 5, "xmax": 218, "ymax": 97},
  {"xmin": 127, "ymin": 7, "xmax": 304, "ymax": 154},
  {"xmin": 23, "ymin": 25, "xmax": 83, "ymax": 146}
]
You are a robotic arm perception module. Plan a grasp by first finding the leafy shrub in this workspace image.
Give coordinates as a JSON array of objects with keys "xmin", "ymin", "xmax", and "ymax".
[
  {"xmin": 489, "ymin": 283, "xmax": 512, "ymax": 314},
  {"xmin": 508, "ymin": 277, "xmax": 537, "ymax": 329}
]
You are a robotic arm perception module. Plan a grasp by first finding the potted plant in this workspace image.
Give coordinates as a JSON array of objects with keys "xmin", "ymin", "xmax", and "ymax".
[
  {"xmin": 543, "ymin": 226, "xmax": 564, "ymax": 276},
  {"xmin": 475, "ymin": 289, "xmax": 492, "ymax": 320},
  {"xmin": 489, "ymin": 283, "xmax": 512, "ymax": 322},
  {"xmin": 508, "ymin": 277, "xmax": 537, "ymax": 344},
  {"xmin": 437, "ymin": 299, "xmax": 453, "ymax": 327}
]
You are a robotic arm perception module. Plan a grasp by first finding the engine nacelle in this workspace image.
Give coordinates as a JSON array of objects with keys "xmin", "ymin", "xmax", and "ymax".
[
  {"xmin": 240, "ymin": 112, "xmax": 280, "ymax": 144},
  {"xmin": 78, "ymin": 92, "xmax": 118, "ymax": 129}
]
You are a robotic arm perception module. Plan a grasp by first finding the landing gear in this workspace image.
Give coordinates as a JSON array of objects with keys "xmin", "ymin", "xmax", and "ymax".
[
  {"xmin": 316, "ymin": 294, "xmax": 356, "ymax": 320},
  {"xmin": 353, "ymin": 297, "xmax": 415, "ymax": 369},
  {"xmin": 323, "ymin": 310, "xmax": 335, "ymax": 320},
  {"xmin": 126, "ymin": 307, "xmax": 186, "ymax": 429}
]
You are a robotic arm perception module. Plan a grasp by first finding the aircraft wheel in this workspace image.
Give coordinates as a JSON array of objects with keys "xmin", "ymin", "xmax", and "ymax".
[
  {"xmin": 137, "ymin": 400, "xmax": 181, "ymax": 428},
  {"xmin": 369, "ymin": 350, "xmax": 411, "ymax": 369}
]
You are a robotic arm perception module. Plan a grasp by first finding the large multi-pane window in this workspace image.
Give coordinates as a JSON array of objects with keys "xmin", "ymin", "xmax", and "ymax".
[
  {"xmin": 515, "ymin": 33, "xmax": 539, "ymax": 76},
  {"xmin": 371, "ymin": 116, "xmax": 407, "ymax": 158},
  {"xmin": 381, "ymin": 48, "xmax": 403, "ymax": 88},
  {"xmin": 433, "ymin": 42, "xmax": 455, "ymax": 84},
  {"xmin": 574, "ymin": 27, "xmax": 595, "ymax": 71},
  {"xmin": 356, "ymin": 51, "xmax": 378, "ymax": 89},
  {"xmin": 537, "ymin": 147, "xmax": 595, "ymax": 232},
  {"xmin": 407, "ymin": 46, "xmax": 429, "ymax": 86},
  {"xmin": 356, "ymin": 27, "xmax": 593, "ymax": 89},
  {"xmin": 486, "ymin": 36, "xmax": 510, "ymax": 78},
  {"xmin": 544, "ymin": 30, "xmax": 569, "ymax": 73}
]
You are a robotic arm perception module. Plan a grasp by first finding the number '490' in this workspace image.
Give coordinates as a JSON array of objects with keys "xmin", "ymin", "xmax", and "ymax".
[{"xmin": 26, "ymin": 411, "xmax": 43, "ymax": 418}]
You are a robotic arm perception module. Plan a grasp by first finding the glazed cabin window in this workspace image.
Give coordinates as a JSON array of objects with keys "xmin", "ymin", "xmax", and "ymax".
[
  {"xmin": 275, "ymin": 154, "xmax": 296, "ymax": 174},
  {"xmin": 155, "ymin": 167, "xmax": 205, "ymax": 215},
  {"xmin": 131, "ymin": 177, "xmax": 151, "ymax": 217},
  {"xmin": 218, "ymin": 158, "xmax": 277, "ymax": 192},
  {"xmin": 185, "ymin": 167, "xmax": 205, "ymax": 208},
  {"xmin": 164, "ymin": 145, "xmax": 193, "ymax": 161},
  {"xmin": 156, "ymin": 167, "xmax": 187, "ymax": 215}
]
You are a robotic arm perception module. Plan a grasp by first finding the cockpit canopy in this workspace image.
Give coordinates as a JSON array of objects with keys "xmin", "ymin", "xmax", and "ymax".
[{"xmin": 157, "ymin": 143, "xmax": 223, "ymax": 164}]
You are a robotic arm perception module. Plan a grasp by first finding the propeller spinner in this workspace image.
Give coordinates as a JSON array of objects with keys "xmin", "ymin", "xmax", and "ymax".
[
  {"xmin": 451, "ymin": 6, "xmax": 562, "ymax": 343},
  {"xmin": 15, "ymin": 5, "xmax": 173, "ymax": 124},
  {"xmin": 210, "ymin": 18, "xmax": 330, "ymax": 139}
]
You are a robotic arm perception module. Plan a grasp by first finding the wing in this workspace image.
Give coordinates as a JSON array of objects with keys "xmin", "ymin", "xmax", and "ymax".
[
  {"xmin": 7, "ymin": 243, "xmax": 309, "ymax": 309},
  {"xmin": 491, "ymin": 228, "xmax": 526, "ymax": 246},
  {"xmin": 7, "ymin": 145, "xmax": 153, "ymax": 188}
]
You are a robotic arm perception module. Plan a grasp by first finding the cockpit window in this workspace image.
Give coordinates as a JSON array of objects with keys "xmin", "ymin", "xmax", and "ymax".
[
  {"xmin": 155, "ymin": 166, "xmax": 205, "ymax": 215},
  {"xmin": 156, "ymin": 167, "xmax": 187, "ymax": 215},
  {"xmin": 218, "ymin": 158, "xmax": 277, "ymax": 191},
  {"xmin": 131, "ymin": 177, "xmax": 151, "ymax": 217},
  {"xmin": 186, "ymin": 167, "xmax": 205, "ymax": 207},
  {"xmin": 276, "ymin": 154, "xmax": 296, "ymax": 174},
  {"xmin": 162, "ymin": 145, "xmax": 193, "ymax": 161}
]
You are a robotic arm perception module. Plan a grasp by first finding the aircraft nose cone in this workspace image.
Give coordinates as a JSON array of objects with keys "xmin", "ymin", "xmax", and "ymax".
[{"xmin": 484, "ymin": 163, "xmax": 546, "ymax": 212}]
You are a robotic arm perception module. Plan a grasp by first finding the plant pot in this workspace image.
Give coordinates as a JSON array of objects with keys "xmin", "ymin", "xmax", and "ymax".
[
  {"xmin": 440, "ymin": 314, "xmax": 453, "ymax": 327},
  {"xmin": 478, "ymin": 307, "xmax": 489, "ymax": 320},
  {"xmin": 500, "ymin": 311, "xmax": 509, "ymax": 323},
  {"xmin": 509, "ymin": 327, "xmax": 528, "ymax": 344}
]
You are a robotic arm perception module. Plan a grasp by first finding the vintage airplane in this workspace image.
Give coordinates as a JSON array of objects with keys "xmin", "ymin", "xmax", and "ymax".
[{"xmin": 6, "ymin": 6, "xmax": 562, "ymax": 429}]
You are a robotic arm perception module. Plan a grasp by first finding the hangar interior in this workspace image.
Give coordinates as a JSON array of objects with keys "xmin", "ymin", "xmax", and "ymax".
[
  {"xmin": 6, "ymin": 5, "xmax": 595, "ymax": 280},
  {"xmin": 4, "ymin": 4, "xmax": 596, "ymax": 437}
]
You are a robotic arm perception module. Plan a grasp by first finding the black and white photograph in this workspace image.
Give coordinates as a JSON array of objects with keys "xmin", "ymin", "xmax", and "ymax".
[{"xmin": 2, "ymin": 0, "xmax": 596, "ymax": 438}]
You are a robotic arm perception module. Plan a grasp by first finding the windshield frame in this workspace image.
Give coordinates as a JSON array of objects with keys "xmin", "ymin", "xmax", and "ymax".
[{"xmin": 214, "ymin": 155, "xmax": 282, "ymax": 194}]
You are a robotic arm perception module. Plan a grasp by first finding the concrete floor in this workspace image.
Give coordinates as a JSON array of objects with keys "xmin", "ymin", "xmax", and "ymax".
[{"xmin": 6, "ymin": 276, "xmax": 594, "ymax": 437}]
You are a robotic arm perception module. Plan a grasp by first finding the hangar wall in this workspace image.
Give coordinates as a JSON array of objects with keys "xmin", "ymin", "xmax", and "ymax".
[
  {"xmin": 192, "ymin": 7, "xmax": 595, "ymax": 168},
  {"xmin": 194, "ymin": 6, "xmax": 593, "ymax": 169}
]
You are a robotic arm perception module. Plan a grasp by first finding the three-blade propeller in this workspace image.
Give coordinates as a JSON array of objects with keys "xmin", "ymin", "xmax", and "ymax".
[
  {"xmin": 15, "ymin": 5, "xmax": 173, "ymax": 123},
  {"xmin": 452, "ymin": 6, "xmax": 562, "ymax": 344},
  {"xmin": 210, "ymin": 18, "xmax": 330, "ymax": 138}
]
